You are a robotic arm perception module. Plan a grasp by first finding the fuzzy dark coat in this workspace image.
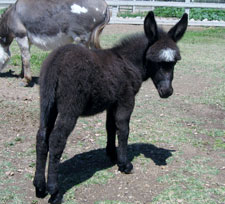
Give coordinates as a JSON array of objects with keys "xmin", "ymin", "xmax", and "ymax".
[{"xmin": 34, "ymin": 11, "xmax": 188, "ymax": 204}]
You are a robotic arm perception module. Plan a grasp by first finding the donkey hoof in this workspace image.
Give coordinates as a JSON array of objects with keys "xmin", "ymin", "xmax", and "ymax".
[
  {"xmin": 19, "ymin": 80, "xmax": 28, "ymax": 87},
  {"xmin": 33, "ymin": 178, "xmax": 47, "ymax": 198},
  {"xmin": 48, "ymin": 192, "xmax": 63, "ymax": 204},
  {"xmin": 118, "ymin": 162, "xmax": 133, "ymax": 174},
  {"xmin": 47, "ymin": 183, "xmax": 59, "ymax": 195},
  {"xmin": 35, "ymin": 187, "xmax": 48, "ymax": 198},
  {"xmin": 19, "ymin": 77, "xmax": 32, "ymax": 87}
]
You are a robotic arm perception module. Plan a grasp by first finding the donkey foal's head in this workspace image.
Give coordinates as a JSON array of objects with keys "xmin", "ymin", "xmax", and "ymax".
[{"xmin": 144, "ymin": 12, "xmax": 188, "ymax": 98}]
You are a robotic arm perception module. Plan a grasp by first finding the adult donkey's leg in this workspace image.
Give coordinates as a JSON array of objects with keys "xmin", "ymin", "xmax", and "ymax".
[
  {"xmin": 115, "ymin": 100, "xmax": 134, "ymax": 174},
  {"xmin": 106, "ymin": 107, "xmax": 117, "ymax": 162},
  {"xmin": 34, "ymin": 105, "xmax": 58, "ymax": 198},
  {"xmin": 47, "ymin": 112, "xmax": 78, "ymax": 204},
  {"xmin": 16, "ymin": 36, "xmax": 31, "ymax": 85}
]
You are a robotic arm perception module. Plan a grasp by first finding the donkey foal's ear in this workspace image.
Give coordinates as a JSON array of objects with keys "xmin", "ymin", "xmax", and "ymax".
[
  {"xmin": 144, "ymin": 11, "xmax": 158, "ymax": 44},
  {"xmin": 168, "ymin": 13, "xmax": 188, "ymax": 42}
]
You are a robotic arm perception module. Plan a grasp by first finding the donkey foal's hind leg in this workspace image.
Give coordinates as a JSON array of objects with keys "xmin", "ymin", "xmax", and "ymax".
[
  {"xmin": 47, "ymin": 113, "xmax": 78, "ymax": 204},
  {"xmin": 34, "ymin": 107, "xmax": 58, "ymax": 198},
  {"xmin": 33, "ymin": 128, "xmax": 49, "ymax": 198},
  {"xmin": 106, "ymin": 108, "xmax": 117, "ymax": 162}
]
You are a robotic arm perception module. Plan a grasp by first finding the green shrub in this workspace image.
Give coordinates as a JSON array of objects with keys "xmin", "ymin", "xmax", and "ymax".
[
  {"xmin": 0, "ymin": 8, "xmax": 7, "ymax": 15},
  {"xmin": 154, "ymin": 7, "xmax": 225, "ymax": 21},
  {"xmin": 118, "ymin": 11, "xmax": 148, "ymax": 18},
  {"xmin": 118, "ymin": 7, "xmax": 225, "ymax": 21},
  {"xmin": 154, "ymin": 7, "xmax": 184, "ymax": 18},
  {"xmin": 189, "ymin": 8, "xmax": 225, "ymax": 21}
]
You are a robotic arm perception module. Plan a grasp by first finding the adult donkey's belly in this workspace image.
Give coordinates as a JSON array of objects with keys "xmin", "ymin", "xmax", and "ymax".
[{"xmin": 27, "ymin": 32, "xmax": 74, "ymax": 50}]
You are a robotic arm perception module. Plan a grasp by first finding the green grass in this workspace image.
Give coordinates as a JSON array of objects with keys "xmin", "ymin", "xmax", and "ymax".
[
  {"xmin": 154, "ymin": 156, "xmax": 224, "ymax": 204},
  {"xmin": 9, "ymin": 41, "xmax": 49, "ymax": 76},
  {"xmin": 178, "ymin": 28, "xmax": 225, "ymax": 109},
  {"xmin": 0, "ymin": 8, "xmax": 7, "ymax": 15},
  {"xmin": 0, "ymin": 186, "xmax": 23, "ymax": 204},
  {"xmin": 0, "ymin": 161, "xmax": 24, "ymax": 203},
  {"xmin": 0, "ymin": 27, "xmax": 225, "ymax": 203},
  {"xmin": 101, "ymin": 27, "xmax": 225, "ymax": 203},
  {"xmin": 149, "ymin": 27, "xmax": 225, "ymax": 203},
  {"xmin": 95, "ymin": 201, "xmax": 132, "ymax": 204}
]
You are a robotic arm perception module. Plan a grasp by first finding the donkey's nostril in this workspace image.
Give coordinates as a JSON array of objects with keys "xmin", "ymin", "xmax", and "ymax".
[
  {"xmin": 158, "ymin": 87, "xmax": 173, "ymax": 98},
  {"xmin": 158, "ymin": 87, "xmax": 164, "ymax": 96},
  {"xmin": 168, "ymin": 87, "xmax": 173, "ymax": 96}
]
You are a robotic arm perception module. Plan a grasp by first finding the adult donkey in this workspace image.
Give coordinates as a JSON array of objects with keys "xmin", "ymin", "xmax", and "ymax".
[
  {"xmin": 0, "ymin": 0, "xmax": 109, "ymax": 85},
  {"xmin": 34, "ymin": 11, "xmax": 188, "ymax": 204}
]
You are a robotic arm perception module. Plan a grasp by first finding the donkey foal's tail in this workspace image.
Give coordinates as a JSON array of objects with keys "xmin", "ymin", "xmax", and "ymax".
[{"xmin": 38, "ymin": 50, "xmax": 59, "ymax": 128}]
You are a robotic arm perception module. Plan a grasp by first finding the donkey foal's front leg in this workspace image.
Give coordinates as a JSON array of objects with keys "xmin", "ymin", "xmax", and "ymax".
[
  {"xmin": 117, "ymin": 121, "xmax": 133, "ymax": 174},
  {"xmin": 115, "ymin": 106, "xmax": 133, "ymax": 174}
]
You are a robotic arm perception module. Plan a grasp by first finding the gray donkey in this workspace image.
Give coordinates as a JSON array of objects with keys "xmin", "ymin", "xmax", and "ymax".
[{"xmin": 0, "ymin": 0, "xmax": 109, "ymax": 85}]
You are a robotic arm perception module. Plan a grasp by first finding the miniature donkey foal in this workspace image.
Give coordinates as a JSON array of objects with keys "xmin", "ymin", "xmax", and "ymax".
[{"xmin": 34, "ymin": 11, "xmax": 188, "ymax": 204}]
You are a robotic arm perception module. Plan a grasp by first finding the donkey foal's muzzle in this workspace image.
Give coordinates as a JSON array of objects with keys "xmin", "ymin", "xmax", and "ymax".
[{"xmin": 157, "ymin": 81, "xmax": 173, "ymax": 98}]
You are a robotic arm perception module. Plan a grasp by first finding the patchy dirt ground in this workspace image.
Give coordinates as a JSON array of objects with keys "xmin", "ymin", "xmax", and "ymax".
[{"xmin": 0, "ymin": 25, "xmax": 225, "ymax": 204}]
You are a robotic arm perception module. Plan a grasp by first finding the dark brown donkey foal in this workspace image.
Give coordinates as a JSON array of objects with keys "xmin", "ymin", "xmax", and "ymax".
[{"xmin": 34, "ymin": 12, "xmax": 188, "ymax": 204}]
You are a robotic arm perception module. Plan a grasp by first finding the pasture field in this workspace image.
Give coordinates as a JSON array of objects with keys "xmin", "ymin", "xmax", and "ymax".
[{"xmin": 0, "ymin": 24, "xmax": 225, "ymax": 204}]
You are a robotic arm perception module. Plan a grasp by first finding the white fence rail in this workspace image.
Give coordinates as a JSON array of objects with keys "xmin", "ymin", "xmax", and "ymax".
[
  {"xmin": 0, "ymin": 0, "xmax": 225, "ymax": 26},
  {"xmin": 106, "ymin": 0, "xmax": 225, "ymax": 9},
  {"xmin": 0, "ymin": 0, "xmax": 15, "ymax": 8},
  {"xmin": 106, "ymin": 0, "xmax": 225, "ymax": 26}
]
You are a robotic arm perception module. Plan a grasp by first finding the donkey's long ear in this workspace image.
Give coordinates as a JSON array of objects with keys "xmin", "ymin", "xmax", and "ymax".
[
  {"xmin": 144, "ymin": 11, "xmax": 158, "ymax": 44},
  {"xmin": 168, "ymin": 13, "xmax": 188, "ymax": 42}
]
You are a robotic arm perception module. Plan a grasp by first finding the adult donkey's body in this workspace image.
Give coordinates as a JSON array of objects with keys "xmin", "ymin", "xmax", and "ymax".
[
  {"xmin": 0, "ymin": 0, "xmax": 109, "ymax": 84},
  {"xmin": 34, "ymin": 12, "xmax": 188, "ymax": 204}
]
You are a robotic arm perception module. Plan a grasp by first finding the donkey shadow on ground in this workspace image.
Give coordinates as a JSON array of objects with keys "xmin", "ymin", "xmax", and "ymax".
[
  {"xmin": 58, "ymin": 143, "xmax": 175, "ymax": 195},
  {"xmin": 0, "ymin": 70, "xmax": 39, "ymax": 87}
]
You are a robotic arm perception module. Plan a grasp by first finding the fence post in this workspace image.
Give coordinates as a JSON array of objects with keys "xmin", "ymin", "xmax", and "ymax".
[
  {"xmin": 185, "ymin": 0, "xmax": 190, "ymax": 18},
  {"xmin": 152, "ymin": 0, "xmax": 155, "ymax": 11},
  {"xmin": 133, "ymin": 0, "xmax": 136, "ymax": 13},
  {"xmin": 112, "ymin": 6, "xmax": 118, "ymax": 19}
]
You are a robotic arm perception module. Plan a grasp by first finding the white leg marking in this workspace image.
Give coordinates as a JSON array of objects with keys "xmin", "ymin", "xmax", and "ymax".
[
  {"xmin": 16, "ymin": 36, "xmax": 32, "ymax": 80},
  {"xmin": 71, "ymin": 4, "xmax": 88, "ymax": 14},
  {"xmin": 159, "ymin": 48, "xmax": 176, "ymax": 62},
  {"xmin": 0, "ymin": 45, "xmax": 10, "ymax": 71},
  {"xmin": 16, "ymin": 36, "xmax": 30, "ymax": 50}
]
